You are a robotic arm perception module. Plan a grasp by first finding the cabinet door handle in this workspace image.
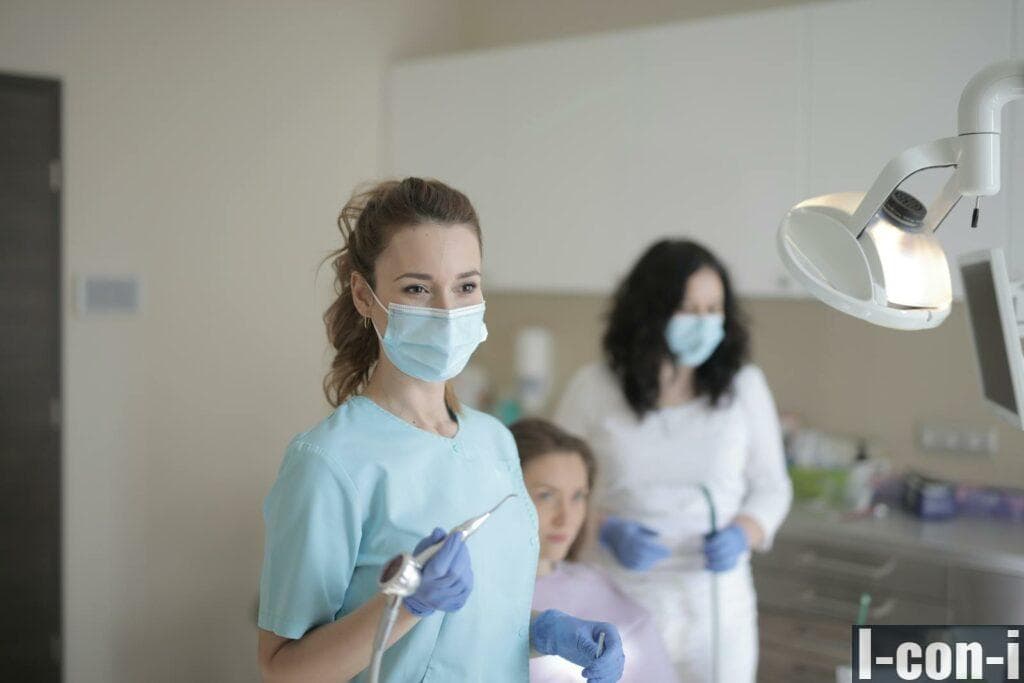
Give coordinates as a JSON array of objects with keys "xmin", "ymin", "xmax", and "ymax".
[
  {"xmin": 800, "ymin": 588, "xmax": 897, "ymax": 621},
  {"xmin": 796, "ymin": 550, "xmax": 897, "ymax": 580}
]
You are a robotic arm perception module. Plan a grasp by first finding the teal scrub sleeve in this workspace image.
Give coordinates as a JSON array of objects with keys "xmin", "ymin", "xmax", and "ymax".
[{"xmin": 258, "ymin": 440, "xmax": 362, "ymax": 639}]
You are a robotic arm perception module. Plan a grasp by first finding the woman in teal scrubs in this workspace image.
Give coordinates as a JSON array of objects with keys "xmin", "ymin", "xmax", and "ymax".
[{"xmin": 256, "ymin": 178, "xmax": 625, "ymax": 682}]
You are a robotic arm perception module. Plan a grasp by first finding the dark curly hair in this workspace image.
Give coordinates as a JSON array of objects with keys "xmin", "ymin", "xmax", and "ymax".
[{"xmin": 602, "ymin": 239, "xmax": 749, "ymax": 418}]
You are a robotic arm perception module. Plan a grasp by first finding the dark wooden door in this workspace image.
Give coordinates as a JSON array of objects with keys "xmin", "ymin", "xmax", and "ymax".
[{"xmin": 0, "ymin": 73, "xmax": 62, "ymax": 681}]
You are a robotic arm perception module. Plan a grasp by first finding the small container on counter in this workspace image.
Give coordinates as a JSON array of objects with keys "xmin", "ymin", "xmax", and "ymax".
[
  {"xmin": 901, "ymin": 473, "xmax": 958, "ymax": 520},
  {"xmin": 955, "ymin": 484, "xmax": 1024, "ymax": 521}
]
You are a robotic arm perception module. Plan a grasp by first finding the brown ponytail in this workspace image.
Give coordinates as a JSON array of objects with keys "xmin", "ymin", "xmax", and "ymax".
[{"xmin": 322, "ymin": 178, "xmax": 482, "ymax": 408}]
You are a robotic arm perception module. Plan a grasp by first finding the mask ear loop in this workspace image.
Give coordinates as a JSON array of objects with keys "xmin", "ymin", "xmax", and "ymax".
[{"xmin": 355, "ymin": 272, "xmax": 388, "ymax": 340}]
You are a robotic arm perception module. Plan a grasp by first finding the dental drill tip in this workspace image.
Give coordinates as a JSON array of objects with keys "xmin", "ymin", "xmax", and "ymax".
[
  {"xmin": 491, "ymin": 493, "xmax": 517, "ymax": 512},
  {"xmin": 457, "ymin": 494, "xmax": 520, "ymax": 540}
]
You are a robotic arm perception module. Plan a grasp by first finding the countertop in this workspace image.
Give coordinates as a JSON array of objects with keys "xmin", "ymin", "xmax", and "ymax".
[{"xmin": 777, "ymin": 504, "xmax": 1024, "ymax": 576}]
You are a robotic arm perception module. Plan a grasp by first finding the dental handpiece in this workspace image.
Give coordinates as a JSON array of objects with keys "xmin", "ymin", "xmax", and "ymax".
[
  {"xmin": 369, "ymin": 493, "xmax": 520, "ymax": 683},
  {"xmin": 377, "ymin": 493, "xmax": 520, "ymax": 597},
  {"xmin": 414, "ymin": 493, "xmax": 518, "ymax": 566}
]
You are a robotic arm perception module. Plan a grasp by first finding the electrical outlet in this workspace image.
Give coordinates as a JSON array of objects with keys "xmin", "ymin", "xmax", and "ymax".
[{"xmin": 917, "ymin": 421, "xmax": 998, "ymax": 455}]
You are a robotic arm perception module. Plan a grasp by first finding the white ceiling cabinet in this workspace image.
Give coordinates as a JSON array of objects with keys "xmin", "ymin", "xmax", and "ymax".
[{"xmin": 388, "ymin": 0, "xmax": 1022, "ymax": 297}]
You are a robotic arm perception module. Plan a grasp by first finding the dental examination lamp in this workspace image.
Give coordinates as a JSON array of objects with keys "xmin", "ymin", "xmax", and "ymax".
[{"xmin": 778, "ymin": 60, "xmax": 1024, "ymax": 331}]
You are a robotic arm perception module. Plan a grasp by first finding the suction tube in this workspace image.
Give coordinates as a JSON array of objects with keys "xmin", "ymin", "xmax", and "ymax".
[
  {"xmin": 698, "ymin": 484, "xmax": 720, "ymax": 683},
  {"xmin": 368, "ymin": 596, "xmax": 402, "ymax": 683}
]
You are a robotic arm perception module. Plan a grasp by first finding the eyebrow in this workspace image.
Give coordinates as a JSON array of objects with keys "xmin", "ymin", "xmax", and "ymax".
[
  {"xmin": 393, "ymin": 270, "xmax": 481, "ymax": 281},
  {"xmin": 532, "ymin": 481, "xmax": 589, "ymax": 493}
]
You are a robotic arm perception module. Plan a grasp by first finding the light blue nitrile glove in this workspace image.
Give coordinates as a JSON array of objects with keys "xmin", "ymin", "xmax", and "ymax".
[
  {"xmin": 403, "ymin": 528, "xmax": 474, "ymax": 617},
  {"xmin": 703, "ymin": 523, "xmax": 749, "ymax": 572},
  {"xmin": 531, "ymin": 609, "xmax": 625, "ymax": 683},
  {"xmin": 599, "ymin": 516, "xmax": 671, "ymax": 571}
]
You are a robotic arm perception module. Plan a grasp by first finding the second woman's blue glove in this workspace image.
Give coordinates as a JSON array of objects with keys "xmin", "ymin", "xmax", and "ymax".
[
  {"xmin": 599, "ymin": 516, "xmax": 671, "ymax": 570},
  {"xmin": 403, "ymin": 528, "xmax": 474, "ymax": 617},
  {"xmin": 703, "ymin": 523, "xmax": 749, "ymax": 572},
  {"xmin": 531, "ymin": 609, "xmax": 625, "ymax": 683}
]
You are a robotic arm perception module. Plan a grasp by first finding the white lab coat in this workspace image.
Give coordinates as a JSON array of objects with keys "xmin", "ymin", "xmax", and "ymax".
[{"xmin": 554, "ymin": 363, "xmax": 792, "ymax": 683}]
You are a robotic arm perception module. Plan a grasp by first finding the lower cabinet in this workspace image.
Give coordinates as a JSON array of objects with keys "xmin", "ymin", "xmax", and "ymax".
[
  {"xmin": 751, "ymin": 535, "xmax": 951, "ymax": 682},
  {"xmin": 948, "ymin": 566, "xmax": 1024, "ymax": 623},
  {"xmin": 757, "ymin": 610, "xmax": 848, "ymax": 682}
]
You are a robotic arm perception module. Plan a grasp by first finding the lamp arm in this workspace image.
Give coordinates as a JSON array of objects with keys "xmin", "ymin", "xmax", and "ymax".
[
  {"xmin": 846, "ymin": 136, "xmax": 961, "ymax": 239},
  {"xmin": 843, "ymin": 60, "xmax": 1024, "ymax": 238},
  {"xmin": 959, "ymin": 59, "xmax": 1024, "ymax": 135},
  {"xmin": 922, "ymin": 171, "xmax": 964, "ymax": 235},
  {"xmin": 957, "ymin": 59, "xmax": 1024, "ymax": 197}
]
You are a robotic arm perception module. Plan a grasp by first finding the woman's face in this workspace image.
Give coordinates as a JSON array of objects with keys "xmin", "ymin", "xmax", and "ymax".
[
  {"xmin": 678, "ymin": 265, "xmax": 725, "ymax": 315},
  {"xmin": 352, "ymin": 223, "xmax": 483, "ymax": 331},
  {"xmin": 523, "ymin": 452, "xmax": 589, "ymax": 564}
]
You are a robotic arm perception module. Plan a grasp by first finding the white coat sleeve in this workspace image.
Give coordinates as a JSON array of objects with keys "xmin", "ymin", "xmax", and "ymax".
[
  {"xmin": 552, "ymin": 365, "xmax": 599, "ymax": 439},
  {"xmin": 735, "ymin": 366, "xmax": 792, "ymax": 551},
  {"xmin": 552, "ymin": 364, "xmax": 619, "ymax": 524}
]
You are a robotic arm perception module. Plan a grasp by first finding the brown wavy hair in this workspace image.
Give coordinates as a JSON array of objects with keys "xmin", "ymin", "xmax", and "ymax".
[
  {"xmin": 510, "ymin": 418, "xmax": 597, "ymax": 562},
  {"xmin": 322, "ymin": 177, "xmax": 482, "ymax": 408}
]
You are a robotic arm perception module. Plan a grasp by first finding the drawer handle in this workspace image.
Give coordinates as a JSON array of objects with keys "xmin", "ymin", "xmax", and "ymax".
[
  {"xmin": 796, "ymin": 550, "xmax": 897, "ymax": 580},
  {"xmin": 800, "ymin": 588, "xmax": 897, "ymax": 621}
]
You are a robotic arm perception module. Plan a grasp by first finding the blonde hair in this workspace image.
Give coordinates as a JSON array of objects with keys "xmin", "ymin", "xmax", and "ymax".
[{"xmin": 322, "ymin": 177, "xmax": 482, "ymax": 408}]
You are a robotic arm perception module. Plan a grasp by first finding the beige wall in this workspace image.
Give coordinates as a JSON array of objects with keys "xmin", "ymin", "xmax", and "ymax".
[
  {"xmin": 0, "ymin": 1, "xmax": 465, "ymax": 680},
  {"xmin": 477, "ymin": 293, "xmax": 1024, "ymax": 489}
]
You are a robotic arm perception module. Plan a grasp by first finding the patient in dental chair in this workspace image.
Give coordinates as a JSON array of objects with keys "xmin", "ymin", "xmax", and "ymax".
[{"xmin": 511, "ymin": 418, "xmax": 679, "ymax": 683}]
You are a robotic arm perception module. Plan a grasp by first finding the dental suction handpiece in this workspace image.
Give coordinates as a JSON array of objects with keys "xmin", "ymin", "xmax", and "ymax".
[
  {"xmin": 368, "ymin": 493, "xmax": 518, "ymax": 683},
  {"xmin": 412, "ymin": 493, "xmax": 518, "ymax": 566}
]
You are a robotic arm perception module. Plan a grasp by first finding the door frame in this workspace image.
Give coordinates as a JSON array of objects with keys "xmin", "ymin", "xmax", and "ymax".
[{"xmin": 1, "ymin": 70, "xmax": 63, "ymax": 674}]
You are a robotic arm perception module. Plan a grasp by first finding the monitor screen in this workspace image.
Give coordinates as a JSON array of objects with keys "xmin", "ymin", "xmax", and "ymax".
[{"xmin": 961, "ymin": 260, "xmax": 1018, "ymax": 414}]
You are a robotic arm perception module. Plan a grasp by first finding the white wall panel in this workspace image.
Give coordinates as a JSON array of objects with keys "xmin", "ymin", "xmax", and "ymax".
[
  {"xmin": 390, "ymin": 0, "xmax": 1021, "ymax": 297},
  {"xmin": 389, "ymin": 8, "xmax": 803, "ymax": 294}
]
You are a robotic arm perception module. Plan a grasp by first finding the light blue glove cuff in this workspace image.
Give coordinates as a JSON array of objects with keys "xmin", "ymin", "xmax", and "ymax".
[
  {"xmin": 704, "ymin": 523, "xmax": 750, "ymax": 572},
  {"xmin": 529, "ymin": 609, "xmax": 566, "ymax": 656},
  {"xmin": 597, "ymin": 517, "xmax": 620, "ymax": 550},
  {"xmin": 403, "ymin": 593, "xmax": 435, "ymax": 618}
]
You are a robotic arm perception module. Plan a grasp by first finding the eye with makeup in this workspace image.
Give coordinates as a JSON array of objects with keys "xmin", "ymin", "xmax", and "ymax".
[
  {"xmin": 533, "ymin": 488, "xmax": 555, "ymax": 503},
  {"xmin": 455, "ymin": 270, "xmax": 482, "ymax": 298},
  {"xmin": 531, "ymin": 487, "xmax": 588, "ymax": 505}
]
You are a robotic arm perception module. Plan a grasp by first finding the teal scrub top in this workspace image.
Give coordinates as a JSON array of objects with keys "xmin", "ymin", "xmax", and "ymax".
[{"xmin": 258, "ymin": 396, "xmax": 539, "ymax": 682}]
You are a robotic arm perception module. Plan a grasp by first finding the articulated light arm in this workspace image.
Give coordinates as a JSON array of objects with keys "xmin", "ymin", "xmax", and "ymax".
[
  {"xmin": 958, "ymin": 59, "xmax": 1024, "ymax": 196},
  {"xmin": 844, "ymin": 59, "xmax": 1024, "ymax": 239},
  {"xmin": 846, "ymin": 136, "xmax": 961, "ymax": 239},
  {"xmin": 778, "ymin": 60, "xmax": 1024, "ymax": 331}
]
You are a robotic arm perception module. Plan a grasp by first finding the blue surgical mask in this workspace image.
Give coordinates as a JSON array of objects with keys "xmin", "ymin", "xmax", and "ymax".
[
  {"xmin": 369, "ymin": 289, "xmax": 488, "ymax": 382},
  {"xmin": 665, "ymin": 313, "xmax": 725, "ymax": 367}
]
